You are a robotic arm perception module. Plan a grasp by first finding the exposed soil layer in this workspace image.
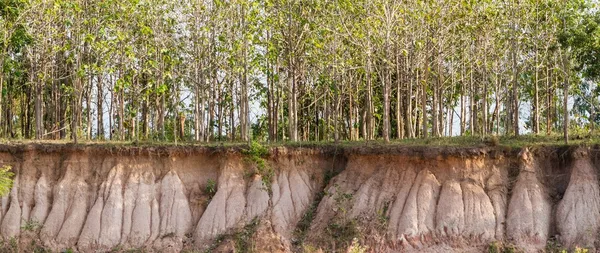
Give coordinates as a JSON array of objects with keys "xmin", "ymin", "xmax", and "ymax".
[{"xmin": 0, "ymin": 144, "xmax": 597, "ymax": 252}]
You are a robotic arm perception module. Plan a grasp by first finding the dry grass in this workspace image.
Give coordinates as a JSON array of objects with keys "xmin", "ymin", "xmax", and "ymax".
[{"xmin": 0, "ymin": 134, "xmax": 598, "ymax": 155}]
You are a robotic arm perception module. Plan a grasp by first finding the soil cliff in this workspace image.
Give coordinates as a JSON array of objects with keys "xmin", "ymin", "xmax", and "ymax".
[{"xmin": 0, "ymin": 144, "xmax": 597, "ymax": 252}]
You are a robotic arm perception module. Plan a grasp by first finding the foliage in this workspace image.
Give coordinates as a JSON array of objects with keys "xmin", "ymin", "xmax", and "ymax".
[
  {"xmin": 242, "ymin": 141, "xmax": 273, "ymax": 192},
  {"xmin": 487, "ymin": 241, "xmax": 518, "ymax": 253},
  {"xmin": 204, "ymin": 179, "xmax": 217, "ymax": 200},
  {"xmin": 376, "ymin": 201, "xmax": 390, "ymax": 230},
  {"xmin": 0, "ymin": 166, "xmax": 14, "ymax": 197},
  {"xmin": 574, "ymin": 247, "xmax": 590, "ymax": 253},
  {"xmin": 347, "ymin": 238, "xmax": 369, "ymax": 253},
  {"xmin": 323, "ymin": 186, "xmax": 359, "ymax": 249},
  {"xmin": 325, "ymin": 219, "xmax": 360, "ymax": 250},
  {"xmin": 233, "ymin": 218, "xmax": 260, "ymax": 253},
  {"xmin": 0, "ymin": 0, "xmax": 598, "ymax": 145},
  {"xmin": 21, "ymin": 220, "xmax": 42, "ymax": 232}
]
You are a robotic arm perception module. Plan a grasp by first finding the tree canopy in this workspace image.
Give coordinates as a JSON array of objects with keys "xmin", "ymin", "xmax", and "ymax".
[{"xmin": 0, "ymin": 0, "xmax": 598, "ymax": 143}]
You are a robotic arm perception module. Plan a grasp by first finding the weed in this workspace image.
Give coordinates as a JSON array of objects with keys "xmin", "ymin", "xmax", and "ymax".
[
  {"xmin": 293, "ymin": 201, "xmax": 317, "ymax": 247},
  {"xmin": 124, "ymin": 249, "xmax": 146, "ymax": 253},
  {"xmin": 110, "ymin": 245, "xmax": 123, "ymax": 252},
  {"xmin": 234, "ymin": 217, "xmax": 260, "ymax": 253},
  {"xmin": 377, "ymin": 201, "xmax": 390, "ymax": 229},
  {"xmin": 21, "ymin": 219, "xmax": 42, "ymax": 232},
  {"xmin": 29, "ymin": 240, "xmax": 52, "ymax": 253},
  {"xmin": 488, "ymin": 241, "xmax": 501, "ymax": 253},
  {"xmin": 204, "ymin": 179, "xmax": 217, "ymax": 200},
  {"xmin": 9, "ymin": 237, "xmax": 18, "ymax": 252},
  {"xmin": 545, "ymin": 238, "xmax": 565, "ymax": 253},
  {"xmin": 330, "ymin": 184, "xmax": 353, "ymax": 216},
  {"xmin": 302, "ymin": 244, "xmax": 320, "ymax": 253},
  {"xmin": 326, "ymin": 219, "xmax": 360, "ymax": 249},
  {"xmin": 293, "ymin": 167, "xmax": 341, "ymax": 249},
  {"xmin": 0, "ymin": 165, "xmax": 14, "ymax": 197},
  {"xmin": 203, "ymin": 218, "xmax": 260, "ymax": 253},
  {"xmin": 347, "ymin": 238, "xmax": 369, "ymax": 253},
  {"xmin": 242, "ymin": 141, "xmax": 273, "ymax": 193},
  {"xmin": 487, "ymin": 241, "xmax": 518, "ymax": 253}
]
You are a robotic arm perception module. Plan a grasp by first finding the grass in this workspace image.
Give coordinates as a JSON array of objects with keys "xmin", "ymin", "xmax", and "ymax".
[
  {"xmin": 0, "ymin": 134, "xmax": 599, "ymax": 152},
  {"xmin": 21, "ymin": 220, "xmax": 42, "ymax": 232}
]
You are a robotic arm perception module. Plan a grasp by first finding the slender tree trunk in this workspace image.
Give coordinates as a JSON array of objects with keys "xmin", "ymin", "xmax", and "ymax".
[
  {"xmin": 534, "ymin": 49, "xmax": 540, "ymax": 134},
  {"xmin": 35, "ymin": 81, "xmax": 43, "ymax": 140},
  {"xmin": 396, "ymin": 52, "xmax": 404, "ymax": 139},
  {"xmin": 512, "ymin": 41, "xmax": 520, "ymax": 136},
  {"xmin": 97, "ymin": 75, "xmax": 104, "ymax": 139},
  {"xmin": 0, "ymin": 68, "xmax": 3, "ymax": 138},
  {"xmin": 546, "ymin": 65, "xmax": 552, "ymax": 135},
  {"xmin": 366, "ymin": 46, "xmax": 374, "ymax": 140},
  {"xmin": 561, "ymin": 50, "xmax": 569, "ymax": 144}
]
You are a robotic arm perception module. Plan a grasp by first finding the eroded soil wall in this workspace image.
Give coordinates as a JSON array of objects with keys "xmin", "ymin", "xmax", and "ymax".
[{"xmin": 0, "ymin": 144, "xmax": 596, "ymax": 252}]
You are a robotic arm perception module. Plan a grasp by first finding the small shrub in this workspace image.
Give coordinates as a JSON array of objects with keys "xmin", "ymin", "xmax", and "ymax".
[
  {"xmin": 488, "ymin": 241, "xmax": 501, "ymax": 253},
  {"xmin": 110, "ymin": 245, "xmax": 123, "ymax": 252},
  {"xmin": 347, "ymin": 238, "xmax": 369, "ymax": 253},
  {"xmin": 242, "ymin": 141, "xmax": 273, "ymax": 193},
  {"xmin": 233, "ymin": 218, "xmax": 260, "ymax": 253},
  {"xmin": 545, "ymin": 238, "xmax": 565, "ymax": 253},
  {"xmin": 326, "ymin": 219, "xmax": 360, "ymax": 249},
  {"xmin": 204, "ymin": 179, "xmax": 217, "ymax": 200},
  {"xmin": 0, "ymin": 165, "xmax": 14, "ymax": 197},
  {"xmin": 377, "ymin": 201, "xmax": 390, "ymax": 229},
  {"xmin": 487, "ymin": 136, "xmax": 500, "ymax": 146},
  {"xmin": 7, "ymin": 237, "xmax": 18, "ymax": 252},
  {"xmin": 302, "ymin": 244, "xmax": 319, "ymax": 253},
  {"xmin": 21, "ymin": 220, "xmax": 42, "ymax": 232},
  {"xmin": 487, "ymin": 241, "xmax": 518, "ymax": 253}
]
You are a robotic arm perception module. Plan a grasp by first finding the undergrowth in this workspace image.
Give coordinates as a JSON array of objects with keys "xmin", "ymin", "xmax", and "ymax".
[
  {"xmin": 487, "ymin": 241, "xmax": 519, "ymax": 253},
  {"xmin": 347, "ymin": 238, "xmax": 369, "ymax": 253},
  {"xmin": 204, "ymin": 179, "xmax": 217, "ymax": 200},
  {"xmin": 21, "ymin": 220, "xmax": 42, "ymax": 232},
  {"xmin": 0, "ymin": 237, "xmax": 19, "ymax": 253},
  {"xmin": 292, "ymin": 168, "xmax": 344, "ymax": 250},
  {"xmin": 323, "ymin": 185, "xmax": 359, "ymax": 250},
  {"xmin": 0, "ymin": 165, "xmax": 14, "ymax": 197},
  {"xmin": 233, "ymin": 218, "xmax": 260, "ymax": 252},
  {"xmin": 242, "ymin": 141, "xmax": 273, "ymax": 193},
  {"xmin": 204, "ymin": 218, "xmax": 260, "ymax": 253},
  {"xmin": 376, "ymin": 201, "xmax": 390, "ymax": 230}
]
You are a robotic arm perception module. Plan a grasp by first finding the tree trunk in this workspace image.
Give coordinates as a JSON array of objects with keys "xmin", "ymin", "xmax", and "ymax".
[
  {"xmin": 97, "ymin": 75, "xmax": 104, "ymax": 139},
  {"xmin": 561, "ymin": 51, "xmax": 569, "ymax": 144},
  {"xmin": 512, "ymin": 42, "xmax": 520, "ymax": 136}
]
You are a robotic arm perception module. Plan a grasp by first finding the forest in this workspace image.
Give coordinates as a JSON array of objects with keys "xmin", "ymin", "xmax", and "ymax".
[{"xmin": 0, "ymin": 0, "xmax": 599, "ymax": 144}]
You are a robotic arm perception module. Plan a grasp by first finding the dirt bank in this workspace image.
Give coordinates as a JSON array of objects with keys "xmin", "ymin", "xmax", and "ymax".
[{"xmin": 0, "ymin": 144, "xmax": 596, "ymax": 252}]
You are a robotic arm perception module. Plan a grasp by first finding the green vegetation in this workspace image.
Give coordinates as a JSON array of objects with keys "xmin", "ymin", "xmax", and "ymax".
[
  {"xmin": 204, "ymin": 179, "xmax": 217, "ymax": 201},
  {"xmin": 0, "ymin": 0, "xmax": 598, "ymax": 146},
  {"xmin": 325, "ymin": 219, "xmax": 361, "ymax": 250},
  {"xmin": 0, "ymin": 166, "xmax": 14, "ymax": 197},
  {"xmin": 21, "ymin": 220, "xmax": 42, "ymax": 232},
  {"xmin": 242, "ymin": 141, "xmax": 273, "ymax": 192},
  {"xmin": 323, "ymin": 186, "xmax": 359, "ymax": 249},
  {"xmin": 376, "ymin": 202, "xmax": 390, "ymax": 230},
  {"xmin": 233, "ymin": 218, "xmax": 260, "ymax": 253},
  {"xmin": 487, "ymin": 241, "xmax": 519, "ymax": 253},
  {"xmin": 347, "ymin": 238, "xmax": 369, "ymax": 253},
  {"xmin": 293, "ymin": 167, "xmax": 343, "ymax": 249},
  {"xmin": 203, "ymin": 218, "xmax": 260, "ymax": 253}
]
